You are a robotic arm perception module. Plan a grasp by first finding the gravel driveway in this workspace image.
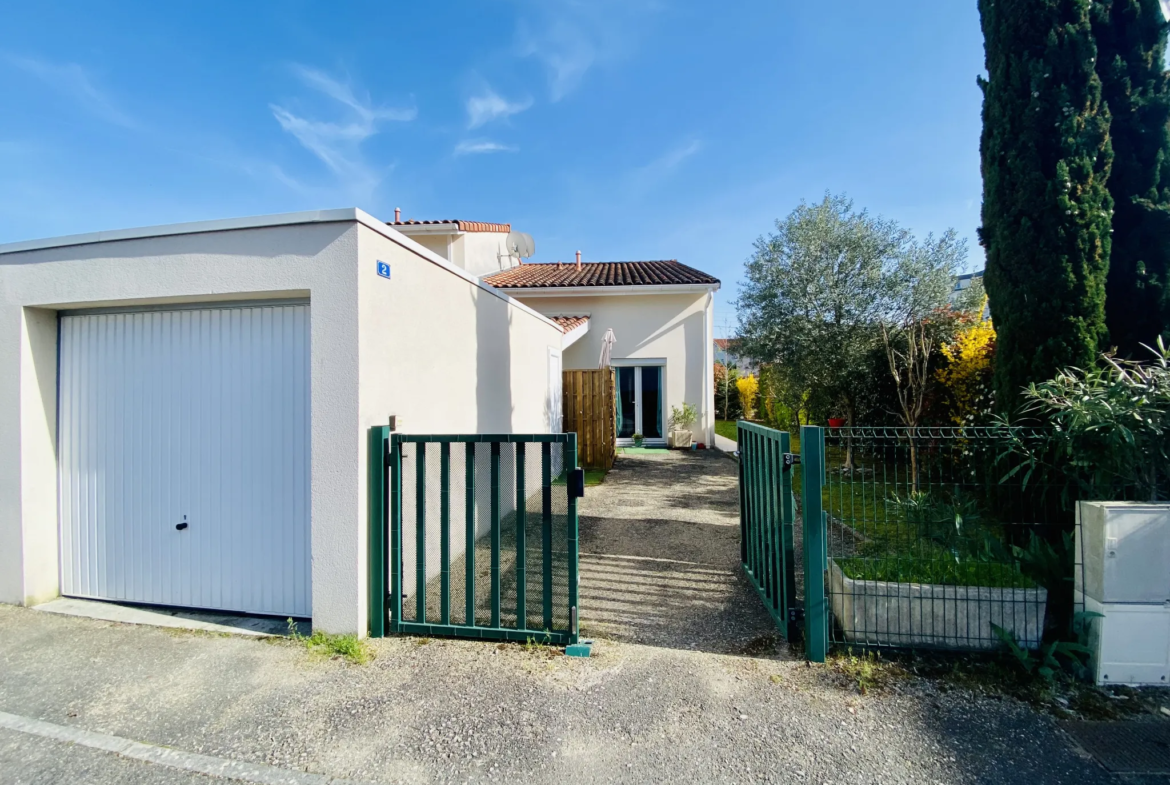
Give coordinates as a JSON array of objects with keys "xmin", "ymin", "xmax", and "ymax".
[{"xmin": 578, "ymin": 450, "xmax": 783, "ymax": 654}]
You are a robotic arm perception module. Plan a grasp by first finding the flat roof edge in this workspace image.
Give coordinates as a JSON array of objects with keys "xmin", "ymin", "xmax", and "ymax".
[{"xmin": 0, "ymin": 208, "xmax": 364, "ymax": 256}]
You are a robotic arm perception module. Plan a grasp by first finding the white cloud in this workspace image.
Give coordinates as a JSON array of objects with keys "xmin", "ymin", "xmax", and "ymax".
[
  {"xmin": 627, "ymin": 138, "xmax": 702, "ymax": 192},
  {"xmin": 467, "ymin": 87, "xmax": 532, "ymax": 129},
  {"xmin": 270, "ymin": 65, "xmax": 415, "ymax": 200},
  {"xmin": 514, "ymin": 0, "xmax": 661, "ymax": 101},
  {"xmin": 454, "ymin": 139, "xmax": 519, "ymax": 156},
  {"xmin": 4, "ymin": 54, "xmax": 137, "ymax": 129}
]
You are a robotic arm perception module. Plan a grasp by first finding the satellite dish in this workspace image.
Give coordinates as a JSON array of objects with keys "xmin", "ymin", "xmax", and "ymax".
[{"xmin": 506, "ymin": 231, "xmax": 535, "ymax": 260}]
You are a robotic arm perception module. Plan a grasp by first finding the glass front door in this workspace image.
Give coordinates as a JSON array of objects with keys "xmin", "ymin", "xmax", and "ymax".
[{"xmin": 615, "ymin": 365, "xmax": 663, "ymax": 442}]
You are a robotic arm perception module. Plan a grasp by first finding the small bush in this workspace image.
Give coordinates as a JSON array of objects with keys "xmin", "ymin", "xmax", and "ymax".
[
  {"xmin": 287, "ymin": 619, "xmax": 373, "ymax": 665},
  {"xmin": 737, "ymin": 375, "xmax": 759, "ymax": 420}
]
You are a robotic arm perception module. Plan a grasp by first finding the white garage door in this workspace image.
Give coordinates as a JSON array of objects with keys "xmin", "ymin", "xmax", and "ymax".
[{"xmin": 58, "ymin": 303, "xmax": 311, "ymax": 617}]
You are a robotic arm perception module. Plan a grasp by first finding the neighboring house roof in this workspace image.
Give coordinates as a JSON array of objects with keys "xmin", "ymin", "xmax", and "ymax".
[
  {"xmin": 713, "ymin": 338, "xmax": 736, "ymax": 351},
  {"xmin": 390, "ymin": 219, "xmax": 511, "ymax": 233},
  {"xmin": 953, "ymin": 269, "xmax": 984, "ymax": 291},
  {"xmin": 549, "ymin": 315, "xmax": 589, "ymax": 334},
  {"xmin": 483, "ymin": 260, "xmax": 720, "ymax": 289}
]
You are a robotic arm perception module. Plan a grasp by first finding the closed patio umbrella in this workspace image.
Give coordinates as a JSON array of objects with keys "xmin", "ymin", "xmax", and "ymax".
[{"xmin": 598, "ymin": 328, "xmax": 616, "ymax": 368}]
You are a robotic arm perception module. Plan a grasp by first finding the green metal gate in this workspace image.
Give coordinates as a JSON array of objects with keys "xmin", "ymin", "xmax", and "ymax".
[
  {"xmin": 737, "ymin": 422, "xmax": 799, "ymax": 639},
  {"xmin": 368, "ymin": 429, "xmax": 583, "ymax": 645},
  {"xmin": 738, "ymin": 422, "xmax": 829, "ymax": 661}
]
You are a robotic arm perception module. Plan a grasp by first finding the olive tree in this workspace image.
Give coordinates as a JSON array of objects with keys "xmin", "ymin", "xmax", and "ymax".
[{"xmin": 737, "ymin": 194, "xmax": 967, "ymax": 463}]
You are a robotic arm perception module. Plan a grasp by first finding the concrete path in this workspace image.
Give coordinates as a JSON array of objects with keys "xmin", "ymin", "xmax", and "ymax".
[
  {"xmin": 713, "ymin": 432, "xmax": 737, "ymax": 453},
  {"xmin": 33, "ymin": 597, "xmax": 300, "ymax": 638}
]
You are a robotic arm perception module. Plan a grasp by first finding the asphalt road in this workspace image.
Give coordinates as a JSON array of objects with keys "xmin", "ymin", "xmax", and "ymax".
[{"xmin": 0, "ymin": 452, "xmax": 1130, "ymax": 784}]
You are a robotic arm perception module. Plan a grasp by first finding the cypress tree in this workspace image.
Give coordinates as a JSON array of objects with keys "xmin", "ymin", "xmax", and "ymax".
[
  {"xmin": 1094, "ymin": 0, "xmax": 1170, "ymax": 356},
  {"xmin": 978, "ymin": 0, "xmax": 1113, "ymax": 407}
]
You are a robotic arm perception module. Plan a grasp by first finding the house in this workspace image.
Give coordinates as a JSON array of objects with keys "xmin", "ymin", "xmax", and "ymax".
[
  {"xmin": 0, "ymin": 206, "xmax": 719, "ymax": 636},
  {"xmin": 0, "ymin": 209, "xmax": 563, "ymax": 636},
  {"xmin": 389, "ymin": 216, "xmax": 720, "ymax": 449},
  {"xmin": 713, "ymin": 337, "xmax": 758, "ymax": 376},
  {"xmin": 951, "ymin": 270, "xmax": 990, "ymax": 319}
]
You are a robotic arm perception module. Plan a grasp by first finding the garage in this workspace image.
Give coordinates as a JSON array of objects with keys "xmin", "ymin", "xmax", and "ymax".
[
  {"xmin": 0, "ymin": 208, "xmax": 564, "ymax": 634},
  {"xmin": 57, "ymin": 302, "xmax": 311, "ymax": 618}
]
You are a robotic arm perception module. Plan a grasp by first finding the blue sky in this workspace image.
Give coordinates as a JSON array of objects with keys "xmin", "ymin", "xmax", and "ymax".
[{"xmin": 0, "ymin": 1, "xmax": 987, "ymax": 334}]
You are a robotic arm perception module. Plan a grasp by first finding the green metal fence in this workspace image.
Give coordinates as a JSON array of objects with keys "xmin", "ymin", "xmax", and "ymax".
[
  {"xmin": 803, "ymin": 425, "xmax": 1066, "ymax": 656},
  {"xmin": 368, "ymin": 430, "xmax": 582, "ymax": 645},
  {"xmin": 737, "ymin": 421, "xmax": 799, "ymax": 640}
]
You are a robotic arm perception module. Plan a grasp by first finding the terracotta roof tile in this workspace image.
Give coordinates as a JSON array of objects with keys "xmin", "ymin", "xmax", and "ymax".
[
  {"xmin": 484, "ymin": 260, "xmax": 719, "ymax": 289},
  {"xmin": 390, "ymin": 219, "xmax": 511, "ymax": 233},
  {"xmin": 549, "ymin": 315, "xmax": 589, "ymax": 333}
]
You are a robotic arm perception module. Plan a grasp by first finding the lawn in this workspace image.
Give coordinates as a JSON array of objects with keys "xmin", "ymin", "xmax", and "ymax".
[{"xmin": 715, "ymin": 420, "xmax": 738, "ymax": 442}]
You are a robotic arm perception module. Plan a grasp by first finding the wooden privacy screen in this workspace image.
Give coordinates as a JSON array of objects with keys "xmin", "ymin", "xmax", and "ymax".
[{"xmin": 562, "ymin": 369, "xmax": 616, "ymax": 470}]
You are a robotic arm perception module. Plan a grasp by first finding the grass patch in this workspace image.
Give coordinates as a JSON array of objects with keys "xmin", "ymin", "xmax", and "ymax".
[
  {"xmin": 715, "ymin": 420, "xmax": 738, "ymax": 441},
  {"xmin": 829, "ymin": 650, "xmax": 904, "ymax": 695},
  {"xmin": 552, "ymin": 467, "xmax": 608, "ymax": 486},
  {"xmin": 287, "ymin": 619, "xmax": 373, "ymax": 665},
  {"xmin": 835, "ymin": 556, "xmax": 1036, "ymax": 589}
]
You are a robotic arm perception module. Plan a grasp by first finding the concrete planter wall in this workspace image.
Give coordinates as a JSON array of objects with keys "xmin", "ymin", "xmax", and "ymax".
[{"xmin": 828, "ymin": 560, "xmax": 1047, "ymax": 650}]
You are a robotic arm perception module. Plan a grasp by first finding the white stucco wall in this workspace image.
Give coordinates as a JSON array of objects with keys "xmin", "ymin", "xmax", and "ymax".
[
  {"xmin": 0, "ymin": 209, "xmax": 563, "ymax": 636},
  {"xmin": 0, "ymin": 220, "xmax": 361, "ymax": 631},
  {"xmin": 356, "ymin": 226, "xmax": 562, "ymax": 615},
  {"xmin": 407, "ymin": 233, "xmax": 452, "ymax": 263},
  {"xmin": 512, "ymin": 291, "xmax": 716, "ymax": 446}
]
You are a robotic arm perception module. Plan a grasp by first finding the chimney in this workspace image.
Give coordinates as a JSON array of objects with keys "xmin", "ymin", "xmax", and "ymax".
[
  {"xmin": 557, "ymin": 259, "xmax": 563, "ymax": 268},
  {"xmin": 575, "ymin": 250, "xmax": 582, "ymax": 271},
  {"xmin": 394, "ymin": 207, "xmax": 401, "ymax": 223}
]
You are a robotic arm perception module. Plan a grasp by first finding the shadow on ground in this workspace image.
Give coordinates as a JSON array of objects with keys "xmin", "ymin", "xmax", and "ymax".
[{"xmin": 578, "ymin": 450, "xmax": 788, "ymax": 656}]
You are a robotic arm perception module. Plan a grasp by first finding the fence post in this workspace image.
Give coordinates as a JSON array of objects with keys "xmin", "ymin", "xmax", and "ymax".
[
  {"xmin": 801, "ymin": 425, "xmax": 828, "ymax": 662},
  {"xmin": 779, "ymin": 429, "xmax": 794, "ymax": 635},
  {"xmin": 367, "ymin": 426, "xmax": 389, "ymax": 638},
  {"xmin": 389, "ymin": 433, "xmax": 403, "ymax": 633},
  {"xmin": 566, "ymin": 433, "xmax": 580, "ymax": 645}
]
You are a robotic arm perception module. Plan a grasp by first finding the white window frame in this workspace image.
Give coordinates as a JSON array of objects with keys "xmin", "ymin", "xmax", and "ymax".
[{"xmin": 612, "ymin": 358, "xmax": 667, "ymax": 447}]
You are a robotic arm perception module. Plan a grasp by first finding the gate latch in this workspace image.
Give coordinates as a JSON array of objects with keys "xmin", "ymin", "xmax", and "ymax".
[
  {"xmin": 782, "ymin": 453, "xmax": 801, "ymax": 471},
  {"xmin": 568, "ymin": 468, "xmax": 586, "ymax": 499}
]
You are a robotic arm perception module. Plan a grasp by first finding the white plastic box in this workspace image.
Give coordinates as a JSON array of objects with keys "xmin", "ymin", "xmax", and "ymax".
[{"xmin": 1076, "ymin": 502, "xmax": 1170, "ymax": 686}]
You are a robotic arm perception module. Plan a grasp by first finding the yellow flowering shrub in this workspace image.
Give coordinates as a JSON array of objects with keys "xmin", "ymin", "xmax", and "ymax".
[
  {"xmin": 935, "ymin": 310, "xmax": 996, "ymax": 425},
  {"xmin": 736, "ymin": 375, "xmax": 759, "ymax": 420}
]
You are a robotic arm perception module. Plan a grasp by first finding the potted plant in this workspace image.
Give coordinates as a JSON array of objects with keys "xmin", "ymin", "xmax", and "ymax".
[
  {"xmin": 827, "ymin": 416, "xmax": 846, "ymax": 428},
  {"xmin": 668, "ymin": 402, "xmax": 697, "ymax": 449},
  {"xmin": 632, "ymin": 432, "xmax": 644, "ymax": 447}
]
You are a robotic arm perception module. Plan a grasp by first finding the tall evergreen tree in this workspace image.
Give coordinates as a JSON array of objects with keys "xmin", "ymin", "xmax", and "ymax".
[
  {"xmin": 1094, "ymin": 0, "xmax": 1170, "ymax": 356},
  {"xmin": 978, "ymin": 0, "xmax": 1113, "ymax": 407}
]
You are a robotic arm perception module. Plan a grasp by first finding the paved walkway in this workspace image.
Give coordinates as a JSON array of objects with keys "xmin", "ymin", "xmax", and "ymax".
[{"xmin": 713, "ymin": 432, "xmax": 738, "ymax": 453}]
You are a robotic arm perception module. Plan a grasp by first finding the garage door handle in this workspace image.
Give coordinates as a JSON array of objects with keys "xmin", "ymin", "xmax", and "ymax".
[{"xmin": 176, "ymin": 522, "xmax": 188, "ymax": 531}]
